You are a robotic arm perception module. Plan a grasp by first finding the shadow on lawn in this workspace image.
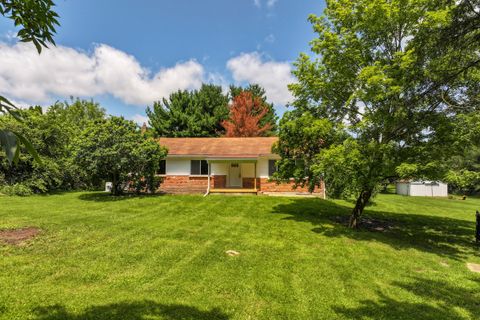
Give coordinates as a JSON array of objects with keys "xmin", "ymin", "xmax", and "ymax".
[
  {"xmin": 333, "ymin": 276, "xmax": 480, "ymax": 320},
  {"xmin": 78, "ymin": 192, "xmax": 167, "ymax": 202},
  {"xmin": 33, "ymin": 301, "xmax": 229, "ymax": 320},
  {"xmin": 272, "ymin": 198, "xmax": 479, "ymax": 260}
]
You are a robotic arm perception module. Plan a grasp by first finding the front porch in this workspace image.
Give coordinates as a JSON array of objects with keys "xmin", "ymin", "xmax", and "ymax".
[
  {"xmin": 209, "ymin": 187, "xmax": 258, "ymax": 194},
  {"xmin": 206, "ymin": 159, "xmax": 259, "ymax": 195}
]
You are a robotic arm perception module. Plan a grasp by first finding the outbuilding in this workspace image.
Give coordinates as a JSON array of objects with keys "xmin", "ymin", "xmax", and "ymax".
[{"xmin": 396, "ymin": 180, "xmax": 448, "ymax": 197}]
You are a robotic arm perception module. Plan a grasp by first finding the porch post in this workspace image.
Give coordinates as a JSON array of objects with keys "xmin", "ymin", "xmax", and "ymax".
[
  {"xmin": 204, "ymin": 161, "xmax": 211, "ymax": 196},
  {"xmin": 254, "ymin": 161, "xmax": 257, "ymax": 191}
]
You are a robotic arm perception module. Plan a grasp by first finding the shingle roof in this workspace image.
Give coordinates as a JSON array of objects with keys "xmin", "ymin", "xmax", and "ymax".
[{"xmin": 158, "ymin": 137, "xmax": 278, "ymax": 158}]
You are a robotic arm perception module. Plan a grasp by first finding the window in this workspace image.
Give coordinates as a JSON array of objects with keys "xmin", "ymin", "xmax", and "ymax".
[
  {"xmin": 157, "ymin": 159, "xmax": 166, "ymax": 175},
  {"xmin": 191, "ymin": 160, "xmax": 208, "ymax": 175},
  {"xmin": 268, "ymin": 159, "xmax": 277, "ymax": 177}
]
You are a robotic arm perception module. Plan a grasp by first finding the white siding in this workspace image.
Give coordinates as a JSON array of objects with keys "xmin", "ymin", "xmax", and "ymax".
[
  {"xmin": 396, "ymin": 181, "xmax": 448, "ymax": 197},
  {"xmin": 166, "ymin": 158, "xmax": 191, "ymax": 175},
  {"xmin": 211, "ymin": 162, "xmax": 228, "ymax": 175},
  {"xmin": 165, "ymin": 157, "xmax": 279, "ymax": 178},
  {"xmin": 241, "ymin": 163, "xmax": 255, "ymax": 178},
  {"xmin": 258, "ymin": 158, "xmax": 270, "ymax": 178}
]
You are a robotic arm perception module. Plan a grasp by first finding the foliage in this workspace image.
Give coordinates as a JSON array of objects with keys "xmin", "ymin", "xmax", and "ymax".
[
  {"xmin": 221, "ymin": 92, "xmax": 273, "ymax": 137},
  {"xmin": 1, "ymin": 192, "xmax": 480, "ymax": 319},
  {"xmin": 146, "ymin": 84, "xmax": 229, "ymax": 137},
  {"xmin": 73, "ymin": 117, "xmax": 167, "ymax": 195},
  {"xmin": 0, "ymin": 0, "xmax": 59, "ymax": 164},
  {"xmin": 229, "ymin": 84, "xmax": 278, "ymax": 135},
  {"xmin": 278, "ymin": 0, "xmax": 480, "ymax": 227},
  {"xmin": 0, "ymin": 183, "xmax": 33, "ymax": 196},
  {"xmin": 0, "ymin": 99, "xmax": 107, "ymax": 195},
  {"xmin": 445, "ymin": 147, "xmax": 480, "ymax": 195}
]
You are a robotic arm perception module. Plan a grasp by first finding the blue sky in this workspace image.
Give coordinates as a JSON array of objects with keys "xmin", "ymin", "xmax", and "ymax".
[{"xmin": 0, "ymin": 0, "xmax": 325, "ymax": 124}]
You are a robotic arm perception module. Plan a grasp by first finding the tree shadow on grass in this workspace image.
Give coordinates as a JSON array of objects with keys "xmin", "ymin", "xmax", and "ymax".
[
  {"xmin": 333, "ymin": 276, "xmax": 480, "ymax": 320},
  {"xmin": 78, "ymin": 192, "xmax": 167, "ymax": 202},
  {"xmin": 272, "ymin": 198, "xmax": 479, "ymax": 260},
  {"xmin": 33, "ymin": 300, "xmax": 229, "ymax": 320}
]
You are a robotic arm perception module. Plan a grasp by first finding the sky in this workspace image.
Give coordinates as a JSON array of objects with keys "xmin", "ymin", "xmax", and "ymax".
[{"xmin": 0, "ymin": 0, "xmax": 325, "ymax": 125}]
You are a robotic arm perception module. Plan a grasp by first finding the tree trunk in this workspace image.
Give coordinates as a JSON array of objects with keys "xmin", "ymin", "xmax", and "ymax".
[
  {"xmin": 349, "ymin": 188, "xmax": 373, "ymax": 228},
  {"xmin": 111, "ymin": 173, "xmax": 122, "ymax": 196}
]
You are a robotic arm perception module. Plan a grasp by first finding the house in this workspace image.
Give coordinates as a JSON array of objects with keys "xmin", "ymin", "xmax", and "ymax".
[
  {"xmin": 157, "ymin": 137, "xmax": 325, "ymax": 196},
  {"xmin": 396, "ymin": 180, "xmax": 448, "ymax": 197}
]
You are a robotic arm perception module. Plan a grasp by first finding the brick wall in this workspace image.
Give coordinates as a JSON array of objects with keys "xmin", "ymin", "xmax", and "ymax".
[
  {"xmin": 159, "ymin": 175, "xmax": 226, "ymax": 194},
  {"xmin": 242, "ymin": 177, "xmax": 324, "ymax": 194},
  {"xmin": 159, "ymin": 175, "xmax": 324, "ymax": 195}
]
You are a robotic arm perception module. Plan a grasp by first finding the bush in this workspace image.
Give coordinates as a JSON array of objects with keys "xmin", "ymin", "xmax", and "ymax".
[{"xmin": 0, "ymin": 183, "xmax": 34, "ymax": 196}]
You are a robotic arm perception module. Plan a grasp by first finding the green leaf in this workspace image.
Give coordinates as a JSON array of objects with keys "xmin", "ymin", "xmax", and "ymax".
[
  {"xmin": 0, "ymin": 129, "xmax": 18, "ymax": 164},
  {"xmin": 14, "ymin": 132, "xmax": 42, "ymax": 165}
]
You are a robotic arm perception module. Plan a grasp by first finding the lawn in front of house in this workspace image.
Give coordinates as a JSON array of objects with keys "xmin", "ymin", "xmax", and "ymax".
[{"xmin": 1, "ymin": 192, "xmax": 479, "ymax": 319}]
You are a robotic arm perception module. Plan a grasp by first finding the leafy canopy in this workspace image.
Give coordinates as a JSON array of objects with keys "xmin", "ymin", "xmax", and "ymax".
[
  {"xmin": 0, "ymin": 100, "xmax": 106, "ymax": 195},
  {"xmin": 222, "ymin": 91, "xmax": 273, "ymax": 137},
  {"xmin": 229, "ymin": 84, "xmax": 278, "ymax": 135},
  {"xmin": 0, "ymin": 0, "xmax": 59, "ymax": 164},
  {"xmin": 73, "ymin": 116, "xmax": 167, "ymax": 195},
  {"xmin": 276, "ymin": 0, "xmax": 480, "ymax": 226},
  {"xmin": 146, "ymin": 84, "xmax": 229, "ymax": 137}
]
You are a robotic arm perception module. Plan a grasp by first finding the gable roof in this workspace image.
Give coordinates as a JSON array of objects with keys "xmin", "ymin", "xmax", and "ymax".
[{"xmin": 158, "ymin": 137, "xmax": 278, "ymax": 158}]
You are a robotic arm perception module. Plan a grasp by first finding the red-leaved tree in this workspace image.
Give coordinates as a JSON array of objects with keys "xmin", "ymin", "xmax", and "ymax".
[{"xmin": 221, "ymin": 92, "xmax": 272, "ymax": 137}]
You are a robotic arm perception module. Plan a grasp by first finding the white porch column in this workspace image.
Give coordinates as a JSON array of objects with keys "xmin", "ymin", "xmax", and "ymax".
[
  {"xmin": 204, "ymin": 161, "xmax": 211, "ymax": 196},
  {"xmin": 254, "ymin": 161, "xmax": 257, "ymax": 190}
]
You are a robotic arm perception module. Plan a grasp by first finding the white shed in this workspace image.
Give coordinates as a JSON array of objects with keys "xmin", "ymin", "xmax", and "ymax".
[{"xmin": 396, "ymin": 181, "xmax": 448, "ymax": 197}]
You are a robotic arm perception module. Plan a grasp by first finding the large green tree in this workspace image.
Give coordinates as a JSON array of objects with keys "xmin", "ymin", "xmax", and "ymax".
[
  {"xmin": 229, "ymin": 84, "xmax": 278, "ymax": 135},
  {"xmin": 0, "ymin": 0, "xmax": 59, "ymax": 164},
  {"xmin": 73, "ymin": 117, "xmax": 167, "ymax": 195},
  {"xmin": 146, "ymin": 84, "xmax": 229, "ymax": 137},
  {"xmin": 0, "ymin": 99, "xmax": 106, "ymax": 194},
  {"xmin": 276, "ymin": 0, "xmax": 480, "ymax": 227}
]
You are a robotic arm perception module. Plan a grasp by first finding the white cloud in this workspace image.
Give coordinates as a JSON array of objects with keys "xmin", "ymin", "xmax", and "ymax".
[
  {"xmin": 0, "ymin": 42, "xmax": 204, "ymax": 106},
  {"xmin": 131, "ymin": 114, "xmax": 149, "ymax": 126},
  {"xmin": 254, "ymin": 0, "xmax": 278, "ymax": 8},
  {"xmin": 264, "ymin": 34, "xmax": 275, "ymax": 44},
  {"xmin": 226, "ymin": 52, "xmax": 294, "ymax": 105},
  {"xmin": 267, "ymin": 0, "xmax": 278, "ymax": 8}
]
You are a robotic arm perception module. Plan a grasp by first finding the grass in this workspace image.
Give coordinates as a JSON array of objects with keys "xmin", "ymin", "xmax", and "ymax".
[{"xmin": 0, "ymin": 192, "xmax": 479, "ymax": 319}]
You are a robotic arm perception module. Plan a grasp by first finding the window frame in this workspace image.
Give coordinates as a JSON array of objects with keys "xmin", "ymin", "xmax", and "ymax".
[
  {"xmin": 268, "ymin": 159, "xmax": 278, "ymax": 177},
  {"xmin": 157, "ymin": 159, "xmax": 166, "ymax": 175},
  {"xmin": 190, "ymin": 160, "xmax": 209, "ymax": 176}
]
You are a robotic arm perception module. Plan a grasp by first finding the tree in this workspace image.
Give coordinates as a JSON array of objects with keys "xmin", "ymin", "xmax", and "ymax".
[
  {"xmin": 277, "ymin": 0, "xmax": 480, "ymax": 227},
  {"xmin": 444, "ymin": 113, "xmax": 480, "ymax": 195},
  {"xmin": 229, "ymin": 84, "xmax": 278, "ymax": 135},
  {"xmin": 221, "ymin": 92, "xmax": 273, "ymax": 137},
  {"xmin": 0, "ymin": 99, "xmax": 106, "ymax": 194},
  {"xmin": 146, "ymin": 84, "xmax": 229, "ymax": 137},
  {"xmin": 73, "ymin": 117, "xmax": 167, "ymax": 195},
  {"xmin": 0, "ymin": 0, "xmax": 59, "ymax": 164}
]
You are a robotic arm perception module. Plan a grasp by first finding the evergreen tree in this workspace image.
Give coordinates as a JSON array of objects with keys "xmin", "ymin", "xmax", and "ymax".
[{"xmin": 146, "ymin": 84, "xmax": 229, "ymax": 137}]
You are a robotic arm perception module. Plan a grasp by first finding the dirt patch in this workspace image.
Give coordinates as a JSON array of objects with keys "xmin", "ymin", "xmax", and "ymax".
[
  {"xmin": 467, "ymin": 263, "xmax": 480, "ymax": 273},
  {"xmin": 331, "ymin": 216, "xmax": 395, "ymax": 232},
  {"xmin": 0, "ymin": 227, "xmax": 41, "ymax": 245}
]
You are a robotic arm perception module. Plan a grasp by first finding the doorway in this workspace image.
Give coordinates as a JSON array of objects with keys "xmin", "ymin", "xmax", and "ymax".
[{"xmin": 229, "ymin": 163, "xmax": 242, "ymax": 187}]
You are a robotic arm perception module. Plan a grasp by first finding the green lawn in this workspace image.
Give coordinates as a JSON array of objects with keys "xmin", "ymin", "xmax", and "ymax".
[{"xmin": 1, "ymin": 192, "xmax": 479, "ymax": 320}]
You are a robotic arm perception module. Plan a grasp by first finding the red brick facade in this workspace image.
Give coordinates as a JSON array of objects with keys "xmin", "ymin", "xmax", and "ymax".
[
  {"xmin": 243, "ymin": 178, "xmax": 324, "ymax": 194},
  {"xmin": 159, "ymin": 175, "xmax": 324, "ymax": 195},
  {"xmin": 159, "ymin": 175, "xmax": 226, "ymax": 194}
]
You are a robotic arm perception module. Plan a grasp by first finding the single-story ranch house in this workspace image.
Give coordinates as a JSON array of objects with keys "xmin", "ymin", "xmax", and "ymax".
[{"xmin": 157, "ymin": 137, "xmax": 325, "ymax": 196}]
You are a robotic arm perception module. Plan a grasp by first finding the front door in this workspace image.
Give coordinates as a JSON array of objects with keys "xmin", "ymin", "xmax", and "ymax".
[{"xmin": 229, "ymin": 163, "xmax": 242, "ymax": 187}]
